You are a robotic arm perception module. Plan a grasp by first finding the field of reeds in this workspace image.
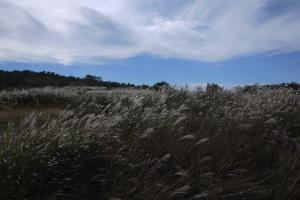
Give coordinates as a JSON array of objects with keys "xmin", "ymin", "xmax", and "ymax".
[{"xmin": 0, "ymin": 86, "xmax": 300, "ymax": 200}]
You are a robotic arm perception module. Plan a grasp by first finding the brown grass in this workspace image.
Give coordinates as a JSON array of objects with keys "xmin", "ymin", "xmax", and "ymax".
[
  {"xmin": 0, "ymin": 107, "xmax": 62, "ymax": 127},
  {"xmin": 0, "ymin": 87, "xmax": 299, "ymax": 200}
]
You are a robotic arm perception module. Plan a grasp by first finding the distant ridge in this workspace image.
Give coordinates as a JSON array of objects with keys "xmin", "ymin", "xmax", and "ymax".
[
  {"xmin": 0, "ymin": 70, "xmax": 299, "ymax": 91},
  {"xmin": 0, "ymin": 70, "xmax": 143, "ymax": 90}
]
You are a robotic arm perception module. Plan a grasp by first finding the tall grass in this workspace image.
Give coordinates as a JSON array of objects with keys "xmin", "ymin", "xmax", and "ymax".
[{"xmin": 0, "ymin": 86, "xmax": 299, "ymax": 199}]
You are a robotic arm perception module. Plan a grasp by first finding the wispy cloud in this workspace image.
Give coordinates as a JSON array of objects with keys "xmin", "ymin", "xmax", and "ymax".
[{"xmin": 0, "ymin": 0, "xmax": 299, "ymax": 64}]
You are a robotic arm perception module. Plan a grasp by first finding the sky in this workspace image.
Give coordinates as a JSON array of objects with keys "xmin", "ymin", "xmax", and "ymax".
[{"xmin": 0, "ymin": 0, "xmax": 299, "ymax": 86}]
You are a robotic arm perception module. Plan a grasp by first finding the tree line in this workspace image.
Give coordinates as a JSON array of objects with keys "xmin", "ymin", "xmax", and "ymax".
[
  {"xmin": 0, "ymin": 70, "xmax": 141, "ymax": 90},
  {"xmin": 0, "ymin": 70, "xmax": 299, "ymax": 91}
]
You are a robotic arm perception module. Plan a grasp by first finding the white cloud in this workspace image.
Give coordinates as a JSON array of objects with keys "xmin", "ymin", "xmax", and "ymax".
[{"xmin": 0, "ymin": 0, "xmax": 299, "ymax": 64}]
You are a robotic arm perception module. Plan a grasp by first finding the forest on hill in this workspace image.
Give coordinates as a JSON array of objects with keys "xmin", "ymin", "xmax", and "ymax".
[
  {"xmin": 1, "ymin": 70, "xmax": 300, "ymax": 91},
  {"xmin": 0, "ymin": 70, "xmax": 139, "ymax": 89}
]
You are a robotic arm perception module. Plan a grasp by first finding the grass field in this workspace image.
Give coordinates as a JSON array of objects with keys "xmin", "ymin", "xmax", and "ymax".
[
  {"xmin": 0, "ymin": 86, "xmax": 299, "ymax": 200},
  {"xmin": 0, "ymin": 107, "xmax": 61, "ymax": 127}
]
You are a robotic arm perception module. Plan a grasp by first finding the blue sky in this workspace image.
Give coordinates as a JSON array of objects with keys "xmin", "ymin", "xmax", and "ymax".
[
  {"xmin": 0, "ymin": 0, "xmax": 299, "ymax": 86},
  {"xmin": 1, "ymin": 52, "xmax": 299, "ymax": 86}
]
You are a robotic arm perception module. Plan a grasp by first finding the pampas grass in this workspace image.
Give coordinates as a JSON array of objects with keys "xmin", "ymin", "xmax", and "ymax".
[{"xmin": 0, "ymin": 86, "xmax": 299, "ymax": 199}]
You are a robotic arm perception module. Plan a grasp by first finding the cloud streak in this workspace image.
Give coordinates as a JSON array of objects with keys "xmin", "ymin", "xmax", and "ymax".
[{"xmin": 0, "ymin": 0, "xmax": 299, "ymax": 64}]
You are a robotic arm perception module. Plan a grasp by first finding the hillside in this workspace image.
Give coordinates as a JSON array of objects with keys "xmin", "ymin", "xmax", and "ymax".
[
  {"xmin": 0, "ymin": 70, "xmax": 138, "ymax": 89},
  {"xmin": 0, "ymin": 86, "xmax": 299, "ymax": 199}
]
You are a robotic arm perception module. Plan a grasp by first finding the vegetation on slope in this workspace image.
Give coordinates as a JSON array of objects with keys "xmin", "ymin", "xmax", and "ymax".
[
  {"xmin": 0, "ymin": 70, "xmax": 138, "ymax": 89},
  {"xmin": 0, "ymin": 86, "xmax": 300, "ymax": 200},
  {"xmin": 1, "ymin": 70, "xmax": 299, "ymax": 91}
]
